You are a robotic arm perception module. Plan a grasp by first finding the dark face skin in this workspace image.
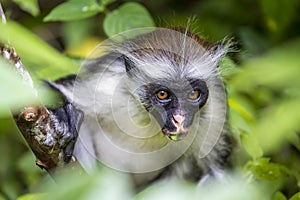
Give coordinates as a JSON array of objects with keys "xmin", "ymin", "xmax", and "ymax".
[
  {"xmin": 142, "ymin": 79, "xmax": 209, "ymax": 141},
  {"xmin": 123, "ymin": 54, "xmax": 209, "ymax": 141}
]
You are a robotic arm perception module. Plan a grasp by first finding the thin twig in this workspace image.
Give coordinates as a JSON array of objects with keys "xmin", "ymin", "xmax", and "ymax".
[{"xmin": 0, "ymin": 3, "xmax": 7, "ymax": 24}]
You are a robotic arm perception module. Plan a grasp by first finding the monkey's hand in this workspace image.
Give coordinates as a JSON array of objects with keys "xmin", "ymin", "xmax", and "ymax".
[{"xmin": 48, "ymin": 103, "xmax": 84, "ymax": 163}]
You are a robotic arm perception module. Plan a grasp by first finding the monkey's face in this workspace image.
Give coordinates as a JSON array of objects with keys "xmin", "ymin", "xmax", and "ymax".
[{"xmin": 141, "ymin": 79, "xmax": 209, "ymax": 141}]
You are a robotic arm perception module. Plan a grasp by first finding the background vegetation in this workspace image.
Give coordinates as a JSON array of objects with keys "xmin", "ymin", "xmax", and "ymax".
[{"xmin": 0, "ymin": 0, "xmax": 300, "ymax": 199}]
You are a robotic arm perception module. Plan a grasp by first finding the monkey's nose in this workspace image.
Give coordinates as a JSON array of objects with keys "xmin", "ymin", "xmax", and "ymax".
[{"xmin": 172, "ymin": 114, "xmax": 185, "ymax": 125}]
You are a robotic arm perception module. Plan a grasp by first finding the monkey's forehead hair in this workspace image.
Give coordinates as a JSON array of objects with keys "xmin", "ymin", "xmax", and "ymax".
[{"xmin": 111, "ymin": 28, "xmax": 231, "ymax": 80}]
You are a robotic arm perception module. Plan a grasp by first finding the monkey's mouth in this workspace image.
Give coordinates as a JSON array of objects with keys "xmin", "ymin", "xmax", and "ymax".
[{"xmin": 162, "ymin": 129, "xmax": 188, "ymax": 141}]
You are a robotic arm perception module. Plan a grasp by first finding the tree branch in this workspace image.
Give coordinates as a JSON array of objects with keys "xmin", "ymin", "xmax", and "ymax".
[
  {"xmin": 0, "ymin": 44, "xmax": 71, "ymax": 172},
  {"xmin": 0, "ymin": 4, "xmax": 79, "ymax": 172}
]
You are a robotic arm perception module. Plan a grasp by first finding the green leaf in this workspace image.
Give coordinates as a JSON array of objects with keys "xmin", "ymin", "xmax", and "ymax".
[
  {"xmin": 272, "ymin": 191, "xmax": 287, "ymax": 200},
  {"xmin": 103, "ymin": 2, "xmax": 155, "ymax": 37},
  {"xmin": 255, "ymin": 99, "xmax": 300, "ymax": 153},
  {"xmin": 245, "ymin": 158, "xmax": 289, "ymax": 181},
  {"xmin": 40, "ymin": 168, "xmax": 133, "ymax": 200},
  {"xmin": 12, "ymin": 0, "xmax": 40, "ymax": 16},
  {"xmin": 0, "ymin": 59, "xmax": 38, "ymax": 116},
  {"xmin": 0, "ymin": 21, "xmax": 79, "ymax": 80},
  {"xmin": 259, "ymin": 0, "xmax": 299, "ymax": 38},
  {"xmin": 62, "ymin": 19, "xmax": 95, "ymax": 48},
  {"xmin": 17, "ymin": 193, "xmax": 46, "ymax": 200},
  {"xmin": 44, "ymin": 0, "xmax": 103, "ymax": 22},
  {"xmin": 240, "ymin": 132, "xmax": 263, "ymax": 159},
  {"xmin": 231, "ymin": 38, "xmax": 300, "ymax": 90},
  {"xmin": 134, "ymin": 180, "xmax": 194, "ymax": 200},
  {"xmin": 230, "ymin": 38, "xmax": 300, "ymax": 153},
  {"xmin": 290, "ymin": 192, "xmax": 300, "ymax": 200},
  {"xmin": 228, "ymin": 97, "xmax": 254, "ymax": 124},
  {"xmin": 100, "ymin": 0, "xmax": 116, "ymax": 6}
]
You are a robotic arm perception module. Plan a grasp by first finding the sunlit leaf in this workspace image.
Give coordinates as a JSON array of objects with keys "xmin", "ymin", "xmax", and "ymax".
[
  {"xmin": 44, "ymin": 0, "xmax": 103, "ymax": 22},
  {"xmin": 255, "ymin": 99, "xmax": 300, "ymax": 153},
  {"xmin": 228, "ymin": 98, "xmax": 254, "ymax": 124},
  {"xmin": 0, "ymin": 59, "xmax": 38, "ymax": 116},
  {"xmin": 290, "ymin": 191, "xmax": 300, "ymax": 200},
  {"xmin": 12, "ymin": 0, "xmax": 40, "ymax": 16},
  {"xmin": 62, "ymin": 19, "xmax": 95, "ymax": 49},
  {"xmin": 134, "ymin": 180, "xmax": 194, "ymax": 200},
  {"xmin": 135, "ymin": 175, "xmax": 268, "ymax": 200},
  {"xmin": 240, "ymin": 132, "xmax": 263, "ymax": 159},
  {"xmin": 17, "ymin": 193, "xmax": 46, "ymax": 200},
  {"xmin": 103, "ymin": 2, "xmax": 155, "ymax": 37},
  {"xmin": 245, "ymin": 158, "xmax": 289, "ymax": 181},
  {"xmin": 272, "ymin": 191, "xmax": 287, "ymax": 200},
  {"xmin": 0, "ymin": 21, "xmax": 79, "ymax": 80},
  {"xmin": 40, "ymin": 168, "xmax": 133, "ymax": 200},
  {"xmin": 289, "ymin": 192, "xmax": 300, "ymax": 200},
  {"xmin": 231, "ymin": 38, "xmax": 300, "ymax": 90},
  {"xmin": 65, "ymin": 37, "xmax": 103, "ymax": 58}
]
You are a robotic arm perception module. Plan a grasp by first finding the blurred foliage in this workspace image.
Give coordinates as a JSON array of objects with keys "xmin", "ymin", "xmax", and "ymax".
[
  {"xmin": 0, "ymin": 0, "xmax": 300, "ymax": 199},
  {"xmin": 0, "ymin": 58, "xmax": 38, "ymax": 115},
  {"xmin": 0, "ymin": 22, "xmax": 79, "ymax": 80}
]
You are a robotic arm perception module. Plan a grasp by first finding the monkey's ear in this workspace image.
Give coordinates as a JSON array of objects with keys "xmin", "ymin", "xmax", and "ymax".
[
  {"xmin": 211, "ymin": 41, "xmax": 231, "ymax": 68},
  {"xmin": 212, "ymin": 42, "xmax": 224, "ymax": 53}
]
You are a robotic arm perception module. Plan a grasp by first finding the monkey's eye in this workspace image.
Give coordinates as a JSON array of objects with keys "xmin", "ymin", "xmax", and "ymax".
[
  {"xmin": 188, "ymin": 89, "xmax": 201, "ymax": 101},
  {"xmin": 156, "ymin": 90, "xmax": 170, "ymax": 101}
]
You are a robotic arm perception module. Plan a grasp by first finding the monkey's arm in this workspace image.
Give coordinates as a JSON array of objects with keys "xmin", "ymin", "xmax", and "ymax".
[{"xmin": 14, "ymin": 101, "xmax": 84, "ymax": 170}]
